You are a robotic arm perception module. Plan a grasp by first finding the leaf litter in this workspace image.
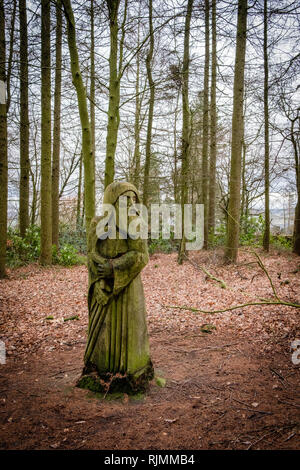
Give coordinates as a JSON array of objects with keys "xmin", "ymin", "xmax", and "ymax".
[{"xmin": 0, "ymin": 249, "xmax": 299, "ymax": 450}]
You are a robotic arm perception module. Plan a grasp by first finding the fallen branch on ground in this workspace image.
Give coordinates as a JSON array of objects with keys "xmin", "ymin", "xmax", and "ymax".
[
  {"xmin": 164, "ymin": 299, "xmax": 300, "ymax": 315},
  {"xmin": 251, "ymin": 250, "xmax": 280, "ymax": 301},
  {"xmin": 183, "ymin": 253, "xmax": 227, "ymax": 289},
  {"xmin": 165, "ymin": 250, "xmax": 300, "ymax": 314}
]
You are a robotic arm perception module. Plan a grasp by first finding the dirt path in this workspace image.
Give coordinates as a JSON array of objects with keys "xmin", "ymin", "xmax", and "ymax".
[{"xmin": 0, "ymin": 251, "xmax": 299, "ymax": 449}]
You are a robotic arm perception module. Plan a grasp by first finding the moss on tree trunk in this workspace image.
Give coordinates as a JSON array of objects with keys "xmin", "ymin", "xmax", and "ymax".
[{"xmin": 62, "ymin": 0, "xmax": 95, "ymax": 234}]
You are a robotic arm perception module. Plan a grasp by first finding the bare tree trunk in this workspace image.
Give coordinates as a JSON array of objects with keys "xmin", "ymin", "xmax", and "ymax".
[
  {"xmin": 52, "ymin": 0, "xmax": 62, "ymax": 248},
  {"xmin": 262, "ymin": 0, "xmax": 270, "ymax": 251},
  {"xmin": 292, "ymin": 117, "xmax": 300, "ymax": 254},
  {"xmin": 30, "ymin": 165, "xmax": 38, "ymax": 226},
  {"xmin": 293, "ymin": 200, "xmax": 300, "ymax": 255},
  {"xmin": 132, "ymin": 4, "xmax": 141, "ymax": 190},
  {"xmin": 143, "ymin": 0, "xmax": 154, "ymax": 207},
  {"xmin": 178, "ymin": 0, "xmax": 193, "ymax": 264},
  {"xmin": 173, "ymin": 89, "xmax": 180, "ymax": 204},
  {"xmin": 132, "ymin": 59, "xmax": 141, "ymax": 189},
  {"xmin": 90, "ymin": 0, "xmax": 96, "ymax": 202},
  {"xmin": 30, "ymin": 125, "xmax": 39, "ymax": 226},
  {"xmin": 40, "ymin": 0, "xmax": 52, "ymax": 265},
  {"xmin": 225, "ymin": 0, "xmax": 247, "ymax": 263},
  {"xmin": 240, "ymin": 137, "xmax": 246, "ymax": 226},
  {"xmin": 76, "ymin": 151, "xmax": 83, "ymax": 229},
  {"xmin": 201, "ymin": 0, "xmax": 210, "ymax": 250},
  {"xmin": 81, "ymin": 181, "xmax": 85, "ymax": 222},
  {"xmin": 104, "ymin": 0, "xmax": 121, "ymax": 188},
  {"xmin": 6, "ymin": 0, "xmax": 16, "ymax": 114},
  {"xmin": 62, "ymin": 0, "xmax": 95, "ymax": 234},
  {"xmin": 0, "ymin": 0, "xmax": 7, "ymax": 278},
  {"xmin": 19, "ymin": 0, "xmax": 29, "ymax": 237},
  {"xmin": 208, "ymin": 0, "xmax": 217, "ymax": 241}
]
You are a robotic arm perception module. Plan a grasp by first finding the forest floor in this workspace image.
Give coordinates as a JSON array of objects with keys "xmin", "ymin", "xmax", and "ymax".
[{"xmin": 0, "ymin": 248, "xmax": 299, "ymax": 450}]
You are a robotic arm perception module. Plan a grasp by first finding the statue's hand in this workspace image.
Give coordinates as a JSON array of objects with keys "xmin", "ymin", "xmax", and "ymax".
[{"xmin": 97, "ymin": 261, "xmax": 113, "ymax": 278}]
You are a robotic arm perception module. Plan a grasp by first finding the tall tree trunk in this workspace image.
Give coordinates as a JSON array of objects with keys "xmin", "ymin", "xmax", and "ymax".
[
  {"xmin": 292, "ymin": 117, "xmax": 300, "ymax": 254},
  {"xmin": 0, "ymin": 0, "xmax": 7, "ymax": 278},
  {"xmin": 62, "ymin": 0, "xmax": 95, "ymax": 234},
  {"xmin": 132, "ymin": 58, "xmax": 141, "ymax": 189},
  {"xmin": 240, "ymin": 137, "xmax": 246, "ymax": 226},
  {"xmin": 81, "ymin": 181, "xmax": 85, "ymax": 222},
  {"xmin": 201, "ymin": 0, "xmax": 210, "ymax": 250},
  {"xmin": 76, "ymin": 151, "xmax": 83, "ymax": 229},
  {"xmin": 51, "ymin": 0, "xmax": 62, "ymax": 248},
  {"xmin": 90, "ymin": 0, "xmax": 96, "ymax": 201},
  {"xmin": 293, "ymin": 199, "xmax": 300, "ymax": 255},
  {"xmin": 40, "ymin": 0, "xmax": 52, "ymax": 265},
  {"xmin": 104, "ymin": 0, "xmax": 121, "ymax": 188},
  {"xmin": 208, "ymin": 0, "xmax": 217, "ymax": 241},
  {"xmin": 173, "ymin": 89, "xmax": 180, "ymax": 204},
  {"xmin": 30, "ymin": 164, "xmax": 38, "ymax": 226},
  {"xmin": 143, "ymin": 0, "xmax": 154, "ymax": 207},
  {"xmin": 132, "ymin": 4, "xmax": 141, "ymax": 190},
  {"xmin": 19, "ymin": 0, "xmax": 29, "ymax": 237},
  {"xmin": 178, "ymin": 0, "xmax": 193, "ymax": 264},
  {"xmin": 262, "ymin": 0, "xmax": 270, "ymax": 251},
  {"xmin": 6, "ymin": 0, "xmax": 16, "ymax": 114},
  {"xmin": 224, "ymin": 0, "xmax": 247, "ymax": 263}
]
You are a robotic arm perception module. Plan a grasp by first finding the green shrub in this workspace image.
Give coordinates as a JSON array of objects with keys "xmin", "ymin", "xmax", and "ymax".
[
  {"xmin": 239, "ymin": 214, "xmax": 264, "ymax": 246},
  {"xmin": 57, "ymin": 243, "xmax": 80, "ymax": 266},
  {"xmin": 209, "ymin": 223, "xmax": 227, "ymax": 247},
  {"xmin": 7, "ymin": 225, "xmax": 41, "ymax": 267},
  {"xmin": 148, "ymin": 230, "xmax": 179, "ymax": 254},
  {"xmin": 7, "ymin": 225, "xmax": 85, "ymax": 268},
  {"xmin": 270, "ymin": 234, "xmax": 292, "ymax": 250},
  {"xmin": 59, "ymin": 223, "xmax": 87, "ymax": 254},
  {"xmin": 209, "ymin": 215, "xmax": 265, "ymax": 248}
]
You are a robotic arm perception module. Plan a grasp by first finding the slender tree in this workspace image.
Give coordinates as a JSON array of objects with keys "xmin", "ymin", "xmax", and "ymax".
[
  {"xmin": 52, "ymin": 0, "xmax": 62, "ymax": 248},
  {"xmin": 173, "ymin": 88, "xmax": 181, "ymax": 204},
  {"xmin": 62, "ymin": 0, "xmax": 95, "ymax": 233},
  {"xmin": 19, "ymin": 0, "xmax": 29, "ymax": 237},
  {"xmin": 225, "ymin": 0, "xmax": 248, "ymax": 263},
  {"xmin": 104, "ymin": 0, "xmax": 120, "ymax": 187},
  {"xmin": 132, "ymin": 3, "xmax": 142, "ymax": 190},
  {"xmin": 278, "ymin": 107, "xmax": 300, "ymax": 255},
  {"xmin": 240, "ymin": 135, "xmax": 246, "ymax": 223},
  {"xmin": 143, "ymin": 0, "xmax": 154, "ymax": 207},
  {"xmin": 178, "ymin": 0, "xmax": 193, "ymax": 264},
  {"xmin": 0, "ymin": 0, "xmax": 7, "ymax": 278},
  {"xmin": 292, "ymin": 114, "xmax": 300, "ymax": 255},
  {"xmin": 262, "ymin": 0, "xmax": 270, "ymax": 251},
  {"xmin": 201, "ymin": 0, "xmax": 210, "ymax": 249},
  {"xmin": 6, "ymin": 0, "xmax": 16, "ymax": 113},
  {"xmin": 76, "ymin": 151, "xmax": 83, "ymax": 229},
  {"xmin": 40, "ymin": 0, "xmax": 52, "ymax": 265},
  {"xmin": 90, "ymin": 0, "xmax": 96, "ymax": 202},
  {"xmin": 208, "ymin": 0, "xmax": 217, "ymax": 241}
]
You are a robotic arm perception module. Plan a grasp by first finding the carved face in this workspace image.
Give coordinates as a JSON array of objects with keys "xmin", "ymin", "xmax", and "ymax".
[
  {"xmin": 115, "ymin": 190, "xmax": 139, "ymax": 233},
  {"xmin": 121, "ymin": 190, "xmax": 137, "ymax": 207}
]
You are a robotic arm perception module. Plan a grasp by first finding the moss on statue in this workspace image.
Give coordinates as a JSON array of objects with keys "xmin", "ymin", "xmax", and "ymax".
[
  {"xmin": 77, "ymin": 182, "xmax": 154, "ymax": 394},
  {"xmin": 77, "ymin": 363, "xmax": 154, "ymax": 395}
]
